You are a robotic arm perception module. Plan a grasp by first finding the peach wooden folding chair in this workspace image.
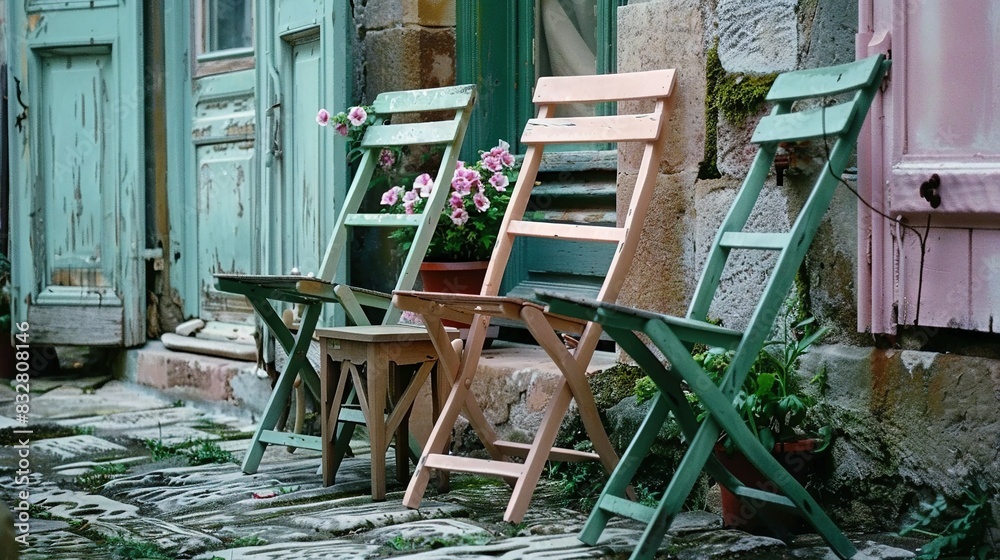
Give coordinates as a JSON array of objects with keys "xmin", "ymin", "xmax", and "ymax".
[{"xmin": 392, "ymin": 68, "xmax": 677, "ymax": 523}]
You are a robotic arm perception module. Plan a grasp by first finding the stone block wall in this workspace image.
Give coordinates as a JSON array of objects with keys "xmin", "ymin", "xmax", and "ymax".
[
  {"xmin": 353, "ymin": 0, "xmax": 456, "ymax": 102},
  {"xmin": 616, "ymin": 0, "xmax": 1000, "ymax": 532}
]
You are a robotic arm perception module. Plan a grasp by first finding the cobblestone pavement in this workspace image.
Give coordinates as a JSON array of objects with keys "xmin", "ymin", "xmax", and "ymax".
[{"xmin": 1, "ymin": 376, "xmax": 920, "ymax": 559}]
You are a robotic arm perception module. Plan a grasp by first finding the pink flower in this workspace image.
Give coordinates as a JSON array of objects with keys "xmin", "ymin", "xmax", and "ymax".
[
  {"xmin": 333, "ymin": 122, "xmax": 349, "ymax": 136},
  {"xmin": 379, "ymin": 149, "xmax": 396, "ymax": 170},
  {"xmin": 450, "ymin": 191, "xmax": 465, "ymax": 209},
  {"xmin": 413, "ymin": 173, "xmax": 435, "ymax": 198},
  {"xmin": 489, "ymin": 140, "xmax": 515, "ymax": 167},
  {"xmin": 473, "ymin": 191, "xmax": 491, "ymax": 212},
  {"xmin": 380, "ymin": 186, "xmax": 403, "ymax": 206},
  {"xmin": 450, "ymin": 207, "xmax": 469, "ymax": 226},
  {"xmin": 347, "ymin": 106, "xmax": 368, "ymax": 126},
  {"xmin": 489, "ymin": 172, "xmax": 509, "ymax": 192},
  {"xmin": 451, "ymin": 176, "xmax": 472, "ymax": 196},
  {"xmin": 401, "ymin": 189, "xmax": 419, "ymax": 214},
  {"xmin": 482, "ymin": 154, "xmax": 503, "ymax": 173},
  {"xmin": 316, "ymin": 109, "xmax": 331, "ymax": 126}
]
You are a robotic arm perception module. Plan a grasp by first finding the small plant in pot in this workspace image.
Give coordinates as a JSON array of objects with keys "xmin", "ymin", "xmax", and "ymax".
[{"xmin": 645, "ymin": 313, "xmax": 830, "ymax": 536}]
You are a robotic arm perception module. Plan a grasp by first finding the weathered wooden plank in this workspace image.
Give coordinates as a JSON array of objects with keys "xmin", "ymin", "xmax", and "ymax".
[
  {"xmin": 532, "ymin": 69, "xmax": 675, "ymax": 103},
  {"xmin": 373, "ymin": 84, "xmax": 476, "ymax": 114},
  {"xmin": 521, "ymin": 113, "xmax": 662, "ymax": 144},
  {"xmin": 971, "ymin": 229, "xmax": 1000, "ymax": 331},
  {"xmin": 28, "ymin": 305, "xmax": 123, "ymax": 346},
  {"xmin": 598, "ymin": 495, "xmax": 654, "ymax": 523},
  {"xmin": 538, "ymin": 150, "xmax": 618, "ymax": 172},
  {"xmin": 750, "ymin": 101, "xmax": 854, "ymax": 145},
  {"xmin": 257, "ymin": 430, "xmax": 323, "ymax": 450},
  {"xmin": 505, "ymin": 221, "xmax": 625, "ymax": 243}
]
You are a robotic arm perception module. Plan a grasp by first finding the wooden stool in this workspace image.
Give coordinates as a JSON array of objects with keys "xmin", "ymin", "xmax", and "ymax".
[{"xmin": 317, "ymin": 325, "xmax": 452, "ymax": 501}]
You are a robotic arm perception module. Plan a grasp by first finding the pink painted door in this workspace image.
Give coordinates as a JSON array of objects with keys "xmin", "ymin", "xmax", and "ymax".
[{"xmin": 858, "ymin": 0, "xmax": 1000, "ymax": 334}]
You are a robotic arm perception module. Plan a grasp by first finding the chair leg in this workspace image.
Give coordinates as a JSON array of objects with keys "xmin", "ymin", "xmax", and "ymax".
[
  {"xmin": 504, "ymin": 378, "xmax": 573, "ymax": 522},
  {"xmin": 579, "ymin": 392, "xmax": 671, "ymax": 547},
  {"xmin": 241, "ymin": 301, "xmax": 322, "ymax": 474}
]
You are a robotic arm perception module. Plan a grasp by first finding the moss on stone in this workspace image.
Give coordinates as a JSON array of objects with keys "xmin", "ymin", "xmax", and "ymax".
[
  {"xmin": 699, "ymin": 42, "xmax": 724, "ymax": 180},
  {"xmin": 699, "ymin": 40, "xmax": 778, "ymax": 180},
  {"xmin": 715, "ymin": 70, "xmax": 777, "ymax": 125},
  {"xmin": 588, "ymin": 362, "xmax": 647, "ymax": 410}
]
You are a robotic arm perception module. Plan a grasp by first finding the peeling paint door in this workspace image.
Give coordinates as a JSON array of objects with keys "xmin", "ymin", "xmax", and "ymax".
[
  {"xmin": 191, "ymin": 70, "xmax": 257, "ymax": 323},
  {"xmin": 7, "ymin": 1, "xmax": 145, "ymax": 346},
  {"xmin": 256, "ymin": 1, "xmax": 349, "ymax": 325},
  {"xmin": 859, "ymin": 1, "xmax": 1000, "ymax": 333}
]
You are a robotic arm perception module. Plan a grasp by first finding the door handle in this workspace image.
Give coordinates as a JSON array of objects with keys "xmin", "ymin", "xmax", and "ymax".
[{"xmin": 919, "ymin": 174, "xmax": 941, "ymax": 208}]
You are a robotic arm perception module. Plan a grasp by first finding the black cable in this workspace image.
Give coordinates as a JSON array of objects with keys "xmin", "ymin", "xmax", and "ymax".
[{"xmin": 819, "ymin": 97, "xmax": 930, "ymax": 326}]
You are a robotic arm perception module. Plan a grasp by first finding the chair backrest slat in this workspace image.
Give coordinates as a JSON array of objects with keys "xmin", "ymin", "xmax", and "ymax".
[
  {"xmin": 532, "ymin": 69, "xmax": 675, "ymax": 104},
  {"xmin": 317, "ymin": 84, "xmax": 475, "ymax": 325},
  {"xmin": 373, "ymin": 84, "xmax": 477, "ymax": 113},
  {"xmin": 765, "ymin": 57, "xmax": 886, "ymax": 102},
  {"xmin": 361, "ymin": 119, "xmax": 462, "ymax": 147},
  {"xmin": 750, "ymin": 100, "xmax": 856, "ymax": 145},
  {"xmin": 521, "ymin": 113, "xmax": 663, "ymax": 144}
]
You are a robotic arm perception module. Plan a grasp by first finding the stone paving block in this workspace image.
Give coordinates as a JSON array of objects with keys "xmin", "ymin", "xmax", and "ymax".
[
  {"xmin": 672, "ymin": 529, "xmax": 786, "ymax": 559},
  {"xmin": 126, "ymin": 426, "xmax": 220, "ymax": 446},
  {"xmin": 0, "ymin": 415, "xmax": 21, "ymax": 429},
  {"xmin": 52, "ymin": 456, "xmax": 147, "ymax": 477},
  {"xmin": 108, "ymin": 516, "xmax": 224, "ymax": 556},
  {"xmin": 22, "ymin": 530, "xmax": 102, "ymax": 560},
  {"xmin": 192, "ymin": 540, "xmax": 379, "ymax": 560},
  {"xmin": 34, "ymin": 486, "xmax": 139, "ymax": 522},
  {"xmin": 57, "ymin": 405, "xmax": 207, "ymax": 431},
  {"xmin": 366, "ymin": 518, "xmax": 492, "ymax": 546},
  {"xmin": 31, "ymin": 435, "xmax": 128, "ymax": 460},
  {"xmin": 389, "ymin": 528, "xmax": 649, "ymax": 559},
  {"xmin": 277, "ymin": 498, "xmax": 466, "ymax": 534},
  {"xmin": 1, "ymin": 381, "xmax": 171, "ymax": 420}
]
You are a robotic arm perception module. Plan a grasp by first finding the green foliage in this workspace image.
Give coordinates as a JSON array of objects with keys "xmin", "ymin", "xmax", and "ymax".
[
  {"xmin": 103, "ymin": 536, "xmax": 174, "ymax": 560},
  {"xmin": 901, "ymin": 483, "xmax": 997, "ymax": 560},
  {"xmin": 75, "ymin": 462, "xmax": 129, "ymax": 490},
  {"xmin": 386, "ymin": 533, "xmax": 492, "ymax": 551},
  {"xmin": 144, "ymin": 438, "xmax": 234, "ymax": 465},
  {"xmin": 636, "ymin": 314, "xmax": 830, "ymax": 451}
]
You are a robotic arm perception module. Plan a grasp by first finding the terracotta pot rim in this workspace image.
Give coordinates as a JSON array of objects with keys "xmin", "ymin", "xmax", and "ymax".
[
  {"xmin": 714, "ymin": 437, "xmax": 817, "ymax": 454},
  {"xmin": 419, "ymin": 260, "xmax": 490, "ymax": 271}
]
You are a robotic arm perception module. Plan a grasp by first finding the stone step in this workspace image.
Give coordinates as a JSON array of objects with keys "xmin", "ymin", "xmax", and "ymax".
[{"xmin": 126, "ymin": 339, "xmax": 617, "ymax": 441}]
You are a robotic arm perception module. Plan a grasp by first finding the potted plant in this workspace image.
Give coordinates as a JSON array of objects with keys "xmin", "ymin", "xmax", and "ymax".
[{"xmin": 681, "ymin": 314, "xmax": 830, "ymax": 535}]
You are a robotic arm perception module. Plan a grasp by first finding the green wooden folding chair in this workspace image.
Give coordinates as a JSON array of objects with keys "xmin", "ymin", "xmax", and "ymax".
[
  {"xmin": 537, "ymin": 55, "xmax": 889, "ymax": 560},
  {"xmin": 215, "ymin": 84, "xmax": 475, "ymax": 474}
]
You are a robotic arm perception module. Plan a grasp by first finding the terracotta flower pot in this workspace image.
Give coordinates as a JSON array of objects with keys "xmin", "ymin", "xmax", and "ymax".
[
  {"xmin": 714, "ymin": 438, "xmax": 817, "ymax": 537},
  {"xmin": 418, "ymin": 261, "xmax": 489, "ymax": 328}
]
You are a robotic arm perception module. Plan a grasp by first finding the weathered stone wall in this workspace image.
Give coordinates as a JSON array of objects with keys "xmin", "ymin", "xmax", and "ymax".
[
  {"xmin": 616, "ymin": 0, "xmax": 1000, "ymax": 532},
  {"xmin": 353, "ymin": 0, "xmax": 456, "ymax": 102}
]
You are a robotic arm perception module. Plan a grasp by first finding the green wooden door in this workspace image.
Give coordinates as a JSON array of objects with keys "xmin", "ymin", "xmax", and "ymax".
[
  {"xmin": 7, "ymin": 0, "xmax": 145, "ymax": 346},
  {"xmin": 256, "ymin": 0, "xmax": 350, "ymax": 325}
]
